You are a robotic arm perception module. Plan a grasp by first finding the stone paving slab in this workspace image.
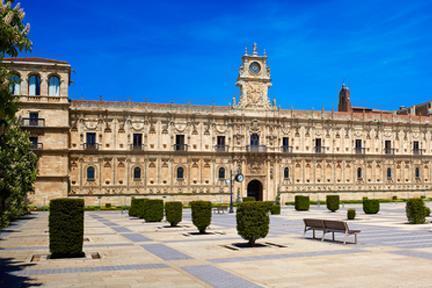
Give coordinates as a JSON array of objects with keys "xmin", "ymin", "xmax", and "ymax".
[
  {"xmin": 141, "ymin": 243, "xmax": 192, "ymax": 261},
  {"xmin": 183, "ymin": 264, "xmax": 263, "ymax": 288}
]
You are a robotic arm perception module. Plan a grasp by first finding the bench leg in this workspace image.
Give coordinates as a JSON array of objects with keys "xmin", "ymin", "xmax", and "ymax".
[
  {"xmin": 321, "ymin": 231, "xmax": 326, "ymax": 242},
  {"xmin": 344, "ymin": 233, "xmax": 347, "ymax": 245},
  {"xmin": 332, "ymin": 232, "xmax": 335, "ymax": 241},
  {"xmin": 355, "ymin": 233, "xmax": 357, "ymax": 244},
  {"xmin": 313, "ymin": 229, "xmax": 316, "ymax": 239}
]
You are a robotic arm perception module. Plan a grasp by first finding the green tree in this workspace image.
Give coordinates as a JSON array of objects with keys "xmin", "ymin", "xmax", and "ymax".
[{"xmin": 0, "ymin": 1, "xmax": 34, "ymax": 227}]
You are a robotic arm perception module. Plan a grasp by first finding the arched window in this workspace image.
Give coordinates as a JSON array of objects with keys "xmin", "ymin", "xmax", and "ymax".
[
  {"xmin": 177, "ymin": 167, "xmax": 184, "ymax": 179},
  {"xmin": 387, "ymin": 167, "xmax": 392, "ymax": 179},
  {"xmin": 48, "ymin": 75, "xmax": 60, "ymax": 96},
  {"xmin": 284, "ymin": 167, "xmax": 289, "ymax": 179},
  {"xmin": 357, "ymin": 167, "xmax": 362, "ymax": 179},
  {"xmin": 250, "ymin": 133, "xmax": 260, "ymax": 146},
  {"xmin": 133, "ymin": 167, "xmax": 141, "ymax": 180},
  {"xmin": 28, "ymin": 74, "xmax": 41, "ymax": 96},
  {"xmin": 87, "ymin": 166, "xmax": 95, "ymax": 181},
  {"xmin": 9, "ymin": 73, "xmax": 21, "ymax": 95},
  {"xmin": 218, "ymin": 167, "xmax": 225, "ymax": 179},
  {"xmin": 415, "ymin": 167, "xmax": 421, "ymax": 179}
]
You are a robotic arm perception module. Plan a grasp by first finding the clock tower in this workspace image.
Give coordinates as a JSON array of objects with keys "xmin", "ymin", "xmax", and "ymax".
[{"xmin": 235, "ymin": 43, "xmax": 273, "ymax": 110}]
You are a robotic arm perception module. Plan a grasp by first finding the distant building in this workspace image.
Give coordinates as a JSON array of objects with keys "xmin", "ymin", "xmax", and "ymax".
[{"xmin": 4, "ymin": 44, "xmax": 432, "ymax": 207}]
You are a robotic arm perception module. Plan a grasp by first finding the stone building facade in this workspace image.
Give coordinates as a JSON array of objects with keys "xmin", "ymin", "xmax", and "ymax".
[{"xmin": 4, "ymin": 45, "xmax": 432, "ymax": 207}]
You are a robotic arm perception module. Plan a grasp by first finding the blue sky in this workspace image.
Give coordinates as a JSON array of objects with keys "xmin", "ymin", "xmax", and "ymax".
[{"xmin": 20, "ymin": 0, "xmax": 432, "ymax": 110}]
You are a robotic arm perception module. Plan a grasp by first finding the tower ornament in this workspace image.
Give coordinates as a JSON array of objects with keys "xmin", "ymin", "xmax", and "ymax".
[{"xmin": 235, "ymin": 43, "xmax": 272, "ymax": 110}]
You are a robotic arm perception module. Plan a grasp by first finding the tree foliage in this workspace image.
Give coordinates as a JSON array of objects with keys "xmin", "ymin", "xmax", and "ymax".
[{"xmin": 0, "ymin": 0, "xmax": 34, "ymax": 227}]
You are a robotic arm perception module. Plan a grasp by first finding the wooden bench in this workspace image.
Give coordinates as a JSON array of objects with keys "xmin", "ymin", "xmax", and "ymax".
[
  {"xmin": 213, "ymin": 206, "xmax": 228, "ymax": 214},
  {"xmin": 303, "ymin": 218, "xmax": 361, "ymax": 244}
]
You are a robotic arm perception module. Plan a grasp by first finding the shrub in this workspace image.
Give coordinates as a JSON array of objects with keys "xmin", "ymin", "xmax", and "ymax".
[
  {"xmin": 295, "ymin": 195, "xmax": 310, "ymax": 211},
  {"xmin": 129, "ymin": 198, "xmax": 147, "ymax": 218},
  {"xmin": 243, "ymin": 197, "xmax": 255, "ymax": 202},
  {"xmin": 425, "ymin": 206, "xmax": 431, "ymax": 217},
  {"xmin": 406, "ymin": 198, "xmax": 426, "ymax": 224},
  {"xmin": 49, "ymin": 198, "xmax": 84, "ymax": 258},
  {"xmin": 392, "ymin": 195, "xmax": 398, "ymax": 201},
  {"xmin": 270, "ymin": 204, "xmax": 281, "ymax": 215},
  {"xmin": 191, "ymin": 201, "xmax": 212, "ymax": 233},
  {"xmin": 262, "ymin": 201, "xmax": 274, "ymax": 212},
  {"xmin": 105, "ymin": 203, "xmax": 111, "ymax": 208},
  {"xmin": 236, "ymin": 201, "xmax": 269, "ymax": 246},
  {"xmin": 143, "ymin": 199, "xmax": 164, "ymax": 222},
  {"xmin": 347, "ymin": 208, "xmax": 356, "ymax": 220},
  {"xmin": 363, "ymin": 199, "xmax": 380, "ymax": 214},
  {"xmin": 326, "ymin": 195, "xmax": 340, "ymax": 212},
  {"xmin": 165, "ymin": 201, "xmax": 182, "ymax": 227}
]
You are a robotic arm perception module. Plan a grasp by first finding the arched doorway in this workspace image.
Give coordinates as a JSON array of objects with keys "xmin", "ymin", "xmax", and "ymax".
[{"xmin": 247, "ymin": 180, "xmax": 263, "ymax": 201}]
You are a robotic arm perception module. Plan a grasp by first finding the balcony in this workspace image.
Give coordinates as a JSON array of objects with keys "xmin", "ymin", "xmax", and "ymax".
[
  {"xmin": 413, "ymin": 149, "xmax": 424, "ymax": 156},
  {"xmin": 384, "ymin": 148, "xmax": 395, "ymax": 155},
  {"xmin": 314, "ymin": 146, "xmax": 326, "ymax": 154},
  {"xmin": 174, "ymin": 143, "xmax": 188, "ymax": 151},
  {"xmin": 83, "ymin": 143, "xmax": 100, "ymax": 150},
  {"xmin": 214, "ymin": 144, "xmax": 229, "ymax": 152},
  {"xmin": 281, "ymin": 146, "xmax": 293, "ymax": 153},
  {"xmin": 130, "ymin": 144, "xmax": 145, "ymax": 151},
  {"xmin": 21, "ymin": 118, "xmax": 45, "ymax": 127},
  {"xmin": 354, "ymin": 147, "xmax": 366, "ymax": 154},
  {"xmin": 30, "ymin": 142, "xmax": 43, "ymax": 150},
  {"xmin": 247, "ymin": 145, "xmax": 267, "ymax": 153}
]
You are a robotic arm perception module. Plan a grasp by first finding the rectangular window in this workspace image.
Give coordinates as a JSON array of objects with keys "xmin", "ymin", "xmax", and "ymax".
[
  {"xmin": 385, "ymin": 140, "xmax": 392, "ymax": 154},
  {"xmin": 217, "ymin": 136, "xmax": 225, "ymax": 146},
  {"xmin": 133, "ymin": 133, "xmax": 142, "ymax": 147},
  {"xmin": 175, "ymin": 134, "xmax": 185, "ymax": 151},
  {"xmin": 413, "ymin": 141, "xmax": 420, "ymax": 155},
  {"xmin": 282, "ymin": 137, "xmax": 289, "ymax": 147},
  {"xmin": 86, "ymin": 132, "xmax": 96, "ymax": 149},
  {"xmin": 29, "ymin": 112, "xmax": 39, "ymax": 126},
  {"xmin": 315, "ymin": 138, "xmax": 322, "ymax": 153},
  {"xmin": 29, "ymin": 136, "xmax": 38, "ymax": 149},
  {"xmin": 355, "ymin": 139, "xmax": 363, "ymax": 154}
]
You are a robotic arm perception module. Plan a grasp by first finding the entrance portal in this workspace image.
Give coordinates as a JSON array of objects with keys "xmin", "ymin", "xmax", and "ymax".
[{"xmin": 247, "ymin": 180, "xmax": 263, "ymax": 201}]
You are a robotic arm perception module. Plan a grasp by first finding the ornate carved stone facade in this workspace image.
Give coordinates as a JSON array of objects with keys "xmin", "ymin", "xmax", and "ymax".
[{"xmin": 4, "ymin": 46, "xmax": 432, "ymax": 206}]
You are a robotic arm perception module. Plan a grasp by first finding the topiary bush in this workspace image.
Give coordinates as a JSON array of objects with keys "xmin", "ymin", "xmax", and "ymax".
[
  {"xmin": 262, "ymin": 201, "xmax": 274, "ymax": 212},
  {"xmin": 49, "ymin": 198, "xmax": 84, "ymax": 259},
  {"xmin": 326, "ymin": 195, "xmax": 340, "ymax": 212},
  {"xmin": 243, "ymin": 197, "xmax": 256, "ymax": 202},
  {"xmin": 270, "ymin": 204, "xmax": 281, "ymax": 215},
  {"xmin": 165, "ymin": 201, "xmax": 182, "ymax": 227},
  {"xmin": 363, "ymin": 199, "xmax": 380, "ymax": 214},
  {"xmin": 236, "ymin": 201, "xmax": 269, "ymax": 246},
  {"xmin": 143, "ymin": 199, "xmax": 164, "ymax": 222},
  {"xmin": 425, "ymin": 206, "xmax": 431, "ymax": 217},
  {"xmin": 347, "ymin": 208, "xmax": 356, "ymax": 220},
  {"xmin": 295, "ymin": 195, "xmax": 310, "ymax": 211},
  {"xmin": 129, "ymin": 198, "xmax": 147, "ymax": 218},
  {"xmin": 191, "ymin": 201, "xmax": 212, "ymax": 233},
  {"xmin": 406, "ymin": 198, "xmax": 427, "ymax": 224}
]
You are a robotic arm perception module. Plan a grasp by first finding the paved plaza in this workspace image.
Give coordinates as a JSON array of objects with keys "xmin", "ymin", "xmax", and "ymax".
[{"xmin": 1, "ymin": 203, "xmax": 432, "ymax": 287}]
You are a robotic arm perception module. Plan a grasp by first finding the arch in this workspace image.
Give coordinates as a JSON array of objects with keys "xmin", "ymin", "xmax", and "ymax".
[
  {"xmin": 87, "ymin": 166, "xmax": 95, "ymax": 181},
  {"xmin": 28, "ymin": 74, "xmax": 41, "ymax": 96},
  {"xmin": 177, "ymin": 166, "xmax": 184, "ymax": 179},
  {"xmin": 9, "ymin": 72, "xmax": 21, "ymax": 95},
  {"xmin": 133, "ymin": 166, "xmax": 141, "ymax": 180},
  {"xmin": 48, "ymin": 74, "xmax": 60, "ymax": 96},
  {"xmin": 250, "ymin": 133, "xmax": 260, "ymax": 146},
  {"xmin": 284, "ymin": 167, "xmax": 289, "ymax": 179},
  {"xmin": 247, "ymin": 179, "xmax": 263, "ymax": 201},
  {"xmin": 218, "ymin": 167, "xmax": 225, "ymax": 179}
]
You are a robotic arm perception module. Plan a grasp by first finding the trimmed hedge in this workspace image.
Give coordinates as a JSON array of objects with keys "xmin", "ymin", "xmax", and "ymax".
[
  {"xmin": 295, "ymin": 195, "xmax": 310, "ymax": 211},
  {"xmin": 191, "ymin": 201, "xmax": 212, "ymax": 233},
  {"xmin": 165, "ymin": 201, "xmax": 182, "ymax": 227},
  {"xmin": 236, "ymin": 201, "xmax": 269, "ymax": 246},
  {"xmin": 406, "ymin": 198, "xmax": 426, "ymax": 224},
  {"xmin": 49, "ymin": 198, "xmax": 84, "ymax": 259},
  {"xmin": 243, "ymin": 197, "xmax": 256, "ymax": 202},
  {"xmin": 363, "ymin": 199, "xmax": 380, "ymax": 214},
  {"xmin": 326, "ymin": 195, "xmax": 340, "ymax": 212},
  {"xmin": 347, "ymin": 208, "xmax": 356, "ymax": 220},
  {"xmin": 143, "ymin": 199, "xmax": 164, "ymax": 222},
  {"xmin": 129, "ymin": 198, "xmax": 147, "ymax": 218}
]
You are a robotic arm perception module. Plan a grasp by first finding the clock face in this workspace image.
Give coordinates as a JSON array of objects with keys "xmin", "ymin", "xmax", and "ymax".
[
  {"xmin": 249, "ymin": 62, "xmax": 261, "ymax": 74},
  {"xmin": 235, "ymin": 173, "xmax": 244, "ymax": 183}
]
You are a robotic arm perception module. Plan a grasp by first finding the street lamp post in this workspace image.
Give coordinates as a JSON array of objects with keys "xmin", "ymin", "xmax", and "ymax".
[{"xmin": 229, "ymin": 169, "xmax": 234, "ymax": 213}]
